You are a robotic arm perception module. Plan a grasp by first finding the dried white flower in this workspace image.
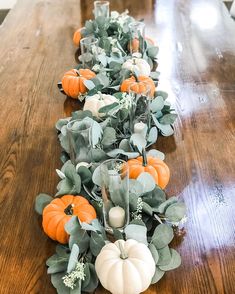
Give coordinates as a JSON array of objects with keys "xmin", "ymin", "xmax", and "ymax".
[
  {"xmin": 92, "ymin": 64, "xmax": 101, "ymax": 72},
  {"xmin": 62, "ymin": 262, "xmax": 86, "ymax": 289}
]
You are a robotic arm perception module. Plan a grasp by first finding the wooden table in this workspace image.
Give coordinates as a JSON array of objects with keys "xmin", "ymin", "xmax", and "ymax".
[{"xmin": 0, "ymin": 0, "xmax": 234, "ymax": 293}]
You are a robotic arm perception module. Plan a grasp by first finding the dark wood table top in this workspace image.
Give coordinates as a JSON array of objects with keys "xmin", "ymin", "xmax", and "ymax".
[{"xmin": 0, "ymin": 0, "xmax": 234, "ymax": 293}]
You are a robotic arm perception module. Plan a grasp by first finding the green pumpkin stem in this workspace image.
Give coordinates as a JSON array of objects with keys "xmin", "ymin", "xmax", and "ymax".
[
  {"xmin": 118, "ymin": 241, "xmax": 128, "ymax": 260},
  {"xmin": 142, "ymin": 148, "xmax": 148, "ymax": 167},
  {"xmin": 64, "ymin": 204, "xmax": 74, "ymax": 215}
]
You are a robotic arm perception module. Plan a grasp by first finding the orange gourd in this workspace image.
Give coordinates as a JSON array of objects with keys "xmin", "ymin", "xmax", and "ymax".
[
  {"xmin": 120, "ymin": 75, "xmax": 155, "ymax": 97},
  {"xmin": 128, "ymin": 37, "xmax": 155, "ymax": 52},
  {"xmin": 42, "ymin": 195, "xmax": 96, "ymax": 244},
  {"xmin": 128, "ymin": 38, "xmax": 140, "ymax": 53},
  {"xmin": 73, "ymin": 28, "xmax": 83, "ymax": 47},
  {"xmin": 127, "ymin": 153, "xmax": 170, "ymax": 189},
  {"xmin": 62, "ymin": 69, "xmax": 96, "ymax": 99}
]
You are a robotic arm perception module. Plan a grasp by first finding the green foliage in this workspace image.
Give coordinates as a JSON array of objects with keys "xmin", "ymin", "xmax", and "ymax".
[
  {"xmin": 38, "ymin": 9, "xmax": 186, "ymax": 294},
  {"xmin": 35, "ymin": 193, "xmax": 53, "ymax": 215}
]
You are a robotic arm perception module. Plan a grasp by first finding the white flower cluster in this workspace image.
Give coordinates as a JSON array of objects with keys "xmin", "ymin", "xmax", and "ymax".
[
  {"xmin": 92, "ymin": 64, "xmax": 101, "ymax": 72},
  {"xmin": 132, "ymin": 197, "xmax": 143, "ymax": 220},
  {"xmin": 110, "ymin": 10, "xmax": 130, "ymax": 27},
  {"xmin": 119, "ymin": 93, "xmax": 133, "ymax": 109},
  {"xmin": 62, "ymin": 262, "xmax": 86, "ymax": 289}
]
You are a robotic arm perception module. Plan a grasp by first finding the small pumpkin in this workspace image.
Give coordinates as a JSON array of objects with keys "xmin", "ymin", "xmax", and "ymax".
[
  {"xmin": 73, "ymin": 28, "xmax": 83, "ymax": 47},
  {"xmin": 83, "ymin": 93, "xmax": 118, "ymax": 118},
  {"xmin": 122, "ymin": 58, "xmax": 151, "ymax": 76},
  {"xmin": 128, "ymin": 37, "xmax": 155, "ymax": 52},
  {"xmin": 42, "ymin": 195, "xmax": 96, "ymax": 244},
  {"xmin": 62, "ymin": 69, "xmax": 96, "ymax": 99},
  {"xmin": 127, "ymin": 152, "xmax": 170, "ymax": 189},
  {"xmin": 95, "ymin": 239, "xmax": 155, "ymax": 294},
  {"xmin": 128, "ymin": 38, "xmax": 140, "ymax": 53},
  {"xmin": 120, "ymin": 75, "xmax": 155, "ymax": 97}
]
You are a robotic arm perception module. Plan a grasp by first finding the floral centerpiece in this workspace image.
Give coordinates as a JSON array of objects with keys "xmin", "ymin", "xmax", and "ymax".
[{"xmin": 35, "ymin": 3, "xmax": 186, "ymax": 294}]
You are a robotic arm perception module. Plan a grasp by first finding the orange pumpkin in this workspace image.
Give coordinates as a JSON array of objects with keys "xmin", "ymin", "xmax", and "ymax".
[
  {"xmin": 73, "ymin": 28, "xmax": 83, "ymax": 47},
  {"xmin": 128, "ymin": 37, "xmax": 155, "ymax": 52},
  {"xmin": 62, "ymin": 69, "xmax": 96, "ymax": 99},
  {"xmin": 42, "ymin": 195, "xmax": 96, "ymax": 244},
  {"xmin": 120, "ymin": 75, "xmax": 155, "ymax": 97},
  {"xmin": 128, "ymin": 38, "xmax": 140, "ymax": 53},
  {"xmin": 127, "ymin": 154, "xmax": 170, "ymax": 189}
]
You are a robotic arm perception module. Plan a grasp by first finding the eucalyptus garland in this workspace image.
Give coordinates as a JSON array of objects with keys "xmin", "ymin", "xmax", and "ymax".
[{"xmin": 35, "ymin": 9, "xmax": 186, "ymax": 294}]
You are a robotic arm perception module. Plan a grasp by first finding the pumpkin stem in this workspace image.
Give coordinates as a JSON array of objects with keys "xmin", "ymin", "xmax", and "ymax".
[
  {"xmin": 118, "ymin": 241, "xmax": 128, "ymax": 260},
  {"xmin": 75, "ymin": 69, "xmax": 80, "ymax": 76},
  {"xmin": 142, "ymin": 148, "xmax": 148, "ymax": 167},
  {"xmin": 64, "ymin": 204, "xmax": 74, "ymax": 215}
]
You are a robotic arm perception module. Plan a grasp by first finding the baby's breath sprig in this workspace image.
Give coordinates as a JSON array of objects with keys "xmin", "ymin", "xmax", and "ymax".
[
  {"xmin": 131, "ymin": 197, "xmax": 143, "ymax": 220},
  {"xmin": 62, "ymin": 262, "xmax": 86, "ymax": 290}
]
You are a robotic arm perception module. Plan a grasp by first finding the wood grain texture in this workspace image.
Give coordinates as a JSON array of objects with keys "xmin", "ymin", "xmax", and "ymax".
[{"xmin": 0, "ymin": 0, "xmax": 234, "ymax": 293}]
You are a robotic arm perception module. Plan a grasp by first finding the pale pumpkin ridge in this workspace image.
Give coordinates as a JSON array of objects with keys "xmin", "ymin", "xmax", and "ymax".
[
  {"xmin": 122, "ymin": 259, "xmax": 143, "ymax": 294},
  {"xmin": 126, "ymin": 258, "xmax": 151, "ymax": 289},
  {"xmin": 107, "ymin": 260, "xmax": 124, "ymax": 294}
]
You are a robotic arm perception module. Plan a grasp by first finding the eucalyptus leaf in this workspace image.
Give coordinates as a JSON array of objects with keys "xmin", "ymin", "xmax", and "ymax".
[
  {"xmin": 147, "ymin": 127, "xmax": 158, "ymax": 144},
  {"xmin": 149, "ymin": 243, "xmax": 159, "ymax": 264},
  {"xmin": 159, "ymin": 113, "xmax": 178, "ymax": 125},
  {"xmin": 77, "ymin": 166, "xmax": 92, "ymax": 185},
  {"xmin": 92, "ymin": 164, "xmax": 102, "ymax": 187},
  {"xmin": 35, "ymin": 193, "xmax": 53, "ymax": 215},
  {"xmin": 124, "ymin": 224, "xmax": 148, "ymax": 245},
  {"xmin": 159, "ymin": 249, "xmax": 181, "ymax": 271},
  {"xmin": 150, "ymin": 71, "xmax": 160, "ymax": 80},
  {"xmin": 157, "ymin": 196, "xmax": 178, "ymax": 214},
  {"xmin": 51, "ymin": 272, "xmax": 70, "ymax": 294},
  {"xmin": 147, "ymin": 46, "xmax": 159, "ymax": 58},
  {"xmin": 90, "ymin": 232, "xmax": 105, "ymax": 256},
  {"xmin": 107, "ymin": 149, "xmax": 139, "ymax": 159},
  {"xmin": 156, "ymin": 91, "xmax": 168, "ymax": 100},
  {"xmin": 101, "ymin": 127, "xmax": 116, "ymax": 146},
  {"xmin": 98, "ymin": 102, "xmax": 119, "ymax": 114},
  {"xmin": 90, "ymin": 148, "xmax": 107, "ymax": 162},
  {"xmin": 56, "ymin": 245, "xmax": 70, "ymax": 258},
  {"xmin": 152, "ymin": 224, "xmax": 174, "ymax": 249},
  {"xmin": 82, "ymin": 263, "xmax": 99, "ymax": 293},
  {"xmin": 129, "ymin": 179, "xmax": 144, "ymax": 196},
  {"xmin": 157, "ymin": 246, "xmax": 172, "ymax": 266},
  {"xmin": 119, "ymin": 139, "xmax": 132, "ymax": 152},
  {"xmin": 46, "ymin": 254, "xmax": 69, "ymax": 267},
  {"xmin": 56, "ymin": 178, "xmax": 74, "ymax": 196},
  {"xmin": 91, "ymin": 120, "xmax": 103, "ymax": 146},
  {"xmin": 137, "ymin": 172, "xmax": 156, "ymax": 193},
  {"xmin": 147, "ymin": 149, "xmax": 165, "ymax": 161},
  {"xmin": 67, "ymin": 244, "xmax": 79, "ymax": 273},
  {"xmin": 142, "ymin": 202, "xmax": 153, "ymax": 216},
  {"xmin": 151, "ymin": 267, "xmax": 165, "ymax": 284},
  {"xmin": 69, "ymin": 229, "xmax": 90, "ymax": 253},
  {"xmin": 130, "ymin": 133, "xmax": 147, "ymax": 153},
  {"xmin": 165, "ymin": 202, "xmax": 186, "ymax": 222},
  {"xmin": 65, "ymin": 216, "xmax": 81, "ymax": 235},
  {"xmin": 47, "ymin": 260, "xmax": 68, "ymax": 274},
  {"xmin": 56, "ymin": 118, "xmax": 70, "ymax": 131},
  {"xmin": 150, "ymin": 97, "xmax": 164, "ymax": 112}
]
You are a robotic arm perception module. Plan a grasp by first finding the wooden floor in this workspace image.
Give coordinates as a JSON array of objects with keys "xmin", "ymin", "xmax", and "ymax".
[{"xmin": 0, "ymin": 0, "xmax": 234, "ymax": 293}]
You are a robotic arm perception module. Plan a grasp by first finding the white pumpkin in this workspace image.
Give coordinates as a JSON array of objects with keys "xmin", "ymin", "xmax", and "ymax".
[
  {"xmin": 122, "ymin": 58, "xmax": 151, "ymax": 76},
  {"xmin": 95, "ymin": 239, "xmax": 155, "ymax": 294},
  {"xmin": 83, "ymin": 93, "xmax": 118, "ymax": 118}
]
